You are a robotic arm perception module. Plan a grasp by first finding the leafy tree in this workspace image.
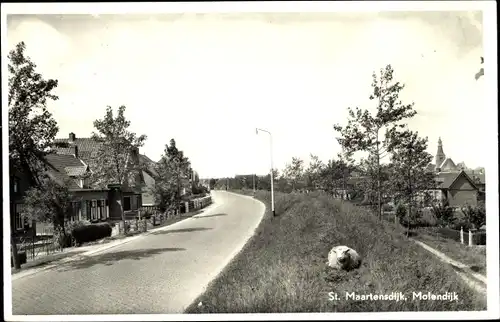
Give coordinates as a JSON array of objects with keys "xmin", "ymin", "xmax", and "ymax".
[
  {"xmin": 334, "ymin": 64, "xmax": 417, "ymax": 219},
  {"xmin": 8, "ymin": 41, "xmax": 60, "ymax": 269},
  {"xmin": 209, "ymin": 178, "xmax": 218, "ymax": 190},
  {"xmin": 154, "ymin": 139, "xmax": 191, "ymax": 214},
  {"xmin": 431, "ymin": 201, "xmax": 455, "ymax": 228},
  {"xmin": 461, "ymin": 203, "xmax": 486, "ymax": 230},
  {"xmin": 304, "ymin": 154, "xmax": 325, "ymax": 191},
  {"xmin": 257, "ymin": 168, "xmax": 279, "ymax": 191},
  {"xmin": 283, "ymin": 157, "xmax": 305, "ymax": 192},
  {"xmin": 319, "ymin": 154, "xmax": 353, "ymax": 199},
  {"xmin": 389, "ymin": 130, "xmax": 435, "ymax": 236},
  {"xmin": 8, "ymin": 42, "xmax": 60, "ymax": 187},
  {"xmin": 21, "ymin": 177, "xmax": 77, "ymax": 247},
  {"xmin": 90, "ymin": 105, "xmax": 147, "ymax": 233}
]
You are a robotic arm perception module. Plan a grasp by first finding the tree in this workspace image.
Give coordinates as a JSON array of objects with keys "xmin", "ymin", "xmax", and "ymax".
[
  {"xmin": 334, "ymin": 64, "xmax": 417, "ymax": 219},
  {"xmin": 431, "ymin": 201, "xmax": 455, "ymax": 228},
  {"xmin": 154, "ymin": 139, "xmax": 191, "ymax": 214},
  {"xmin": 209, "ymin": 178, "xmax": 218, "ymax": 190},
  {"xmin": 319, "ymin": 155, "xmax": 353, "ymax": 199},
  {"xmin": 354, "ymin": 155, "xmax": 380, "ymax": 204},
  {"xmin": 461, "ymin": 203, "xmax": 486, "ymax": 230},
  {"xmin": 389, "ymin": 130, "xmax": 435, "ymax": 236},
  {"xmin": 305, "ymin": 154, "xmax": 325, "ymax": 191},
  {"xmin": 283, "ymin": 157, "xmax": 305, "ymax": 192},
  {"xmin": 21, "ymin": 177, "xmax": 77, "ymax": 247},
  {"xmin": 90, "ymin": 105, "xmax": 147, "ymax": 233},
  {"xmin": 8, "ymin": 41, "xmax": 60, "ymax": 269}
]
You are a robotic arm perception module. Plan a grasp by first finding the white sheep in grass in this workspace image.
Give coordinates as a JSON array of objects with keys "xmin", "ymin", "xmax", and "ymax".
[{"xmin": 326, "ymin": 245, "xmax": 362, "ymax": 271}]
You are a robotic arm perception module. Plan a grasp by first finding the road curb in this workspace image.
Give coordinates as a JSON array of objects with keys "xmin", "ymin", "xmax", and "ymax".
[{"xmin": 12, "ymin": 201, "xmax": 221, "ymax": 281}]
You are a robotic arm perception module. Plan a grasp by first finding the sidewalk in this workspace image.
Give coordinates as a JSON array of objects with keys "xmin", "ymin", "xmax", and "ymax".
[{"xmin": 12, "ymin": 200, "xmax": 221, "ymax": 281}]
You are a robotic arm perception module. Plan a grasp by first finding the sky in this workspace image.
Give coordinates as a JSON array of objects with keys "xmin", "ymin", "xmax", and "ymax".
[{"xmin": 5, "ymin": 8, "xmax": 488, "ymax": 178}]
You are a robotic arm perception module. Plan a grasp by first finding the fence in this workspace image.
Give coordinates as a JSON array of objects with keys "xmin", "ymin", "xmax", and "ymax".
[
  {"xmin": 432, "ymin": 227, "xmax": 486, "ymax": 246},
  {"xmin": 16, "ymin": 235, "xmax": 63, "ymax": 262},
  {"xmin": 114, "ymin": 195, "xmax": 213, "ymax": 235}
]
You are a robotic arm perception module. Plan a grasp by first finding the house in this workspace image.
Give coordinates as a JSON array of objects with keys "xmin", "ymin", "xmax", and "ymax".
[
  {"xmin": 425, "ymin": 137, "xmax": 485, "ymax": 206},
  {"xmin": 426, "ymin": 170, "xmax": 479, "ymax": 207},
  {"xmin": 52, "ymin": 132, "xmax": 151, "ymax": 217},
  {"xmin": 10, "ymin": 169, "xmax": 33, "ymax": 234}
]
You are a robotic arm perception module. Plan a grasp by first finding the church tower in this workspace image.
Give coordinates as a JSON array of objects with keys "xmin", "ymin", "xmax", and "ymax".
[{"xmin": 435, "ymin": 137, "xmax": 446, "ymax": 171}]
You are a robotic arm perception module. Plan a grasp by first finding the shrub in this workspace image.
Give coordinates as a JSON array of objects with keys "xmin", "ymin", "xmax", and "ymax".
[
  {"xmin": 71, "ymin": 222, "xmax": 112, "ymax": 246},
  {"xmin": 461, "ymin": 204, "xmax": 486, "ymax": 230},
  {"xmin": 395, "ymin": 202, "xmax": 406, "ymax": 219},
  {"xmin": 431, "ymin": 203, "xmax": 455, "ymax": 227},
  {"xmin": 382, "ymin": 203, "xmax": 393, "ymax": 212}
]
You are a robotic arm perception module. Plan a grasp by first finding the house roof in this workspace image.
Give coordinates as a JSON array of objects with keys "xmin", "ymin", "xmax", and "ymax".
[
  {"xmin": 139, "ymin": 154, "xmax": 158, "ymax": 178},
  {"xmin": 64, "ymin": 166, "xmax": 88, "ymax": 177},
  {"xmin": 439, "ymin": 158, "xmax": 457, "ymax": 170},
  {"xmin": 53, "ymin": 138, "xmax": 101, "ymax": 165},
  {"xmin": 53, "ymin": 134, "xmax": 151, "ymax": 191},
  {"xmin": 465, "ymin": 170, "xmax": 485, "ymax": 185},
  {"xmin": 435, "ymin": 170, "xmax": 478, "ymax": 190},
  {"xmin": 44, "ymin": 153, "xmax": 88, "ymax": 190}
]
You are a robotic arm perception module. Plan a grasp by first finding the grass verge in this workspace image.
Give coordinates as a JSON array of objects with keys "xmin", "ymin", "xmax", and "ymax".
[
  {"xmin": 414, "ymin": 228, "xmax": 487, "ymax": 276},
  {"xmin": 185, "ymin": 190, "xmax": 486, "ymax": 313}
]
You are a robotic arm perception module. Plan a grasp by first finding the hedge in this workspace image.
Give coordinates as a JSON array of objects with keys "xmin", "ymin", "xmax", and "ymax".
[{"xmin": 71, "ymin": 222, "xmax": 112, "ymax": 246}]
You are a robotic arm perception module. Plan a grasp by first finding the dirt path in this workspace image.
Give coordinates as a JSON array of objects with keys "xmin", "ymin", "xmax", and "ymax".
[{"xmin": 412, "ymin": 239, "xmax": 487, "ymax": 296}]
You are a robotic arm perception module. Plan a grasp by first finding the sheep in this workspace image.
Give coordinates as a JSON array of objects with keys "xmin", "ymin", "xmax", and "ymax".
[{"xmin": 326, "ymin": 245, "xmax": 362, "ymax": 271}]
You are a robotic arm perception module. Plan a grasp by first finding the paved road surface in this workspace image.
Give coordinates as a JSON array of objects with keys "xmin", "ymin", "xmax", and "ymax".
[{"xmin": 11, "ymin": 191, "xmax": 265, "ymax": 314}]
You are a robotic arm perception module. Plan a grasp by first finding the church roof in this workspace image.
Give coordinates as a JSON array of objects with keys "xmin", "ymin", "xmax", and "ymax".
[{"xmin": 439, "ymin": 158, "xmax": 457, "ymax": 170}]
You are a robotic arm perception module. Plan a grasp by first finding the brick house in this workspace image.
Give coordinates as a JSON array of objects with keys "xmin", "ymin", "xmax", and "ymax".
[
  {"xmin": 10, "ymin": 169, "xmax": 33, "ymax": 234},
  {"xmin": 427, "ymin": 170, "xmax": 479, "ymax": 207},
  {"xmin": 52, "ymin": 132, "xmax": 152, "ymax": 218},
  {"xmin": 424, "ymin": 137, "xmax": 485, "ymax": 207}
]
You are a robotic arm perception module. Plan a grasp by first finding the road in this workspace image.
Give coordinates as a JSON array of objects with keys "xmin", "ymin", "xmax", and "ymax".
[{"xmin": 11, "ymin": 191, "xmax": 265, "ymax": 315}]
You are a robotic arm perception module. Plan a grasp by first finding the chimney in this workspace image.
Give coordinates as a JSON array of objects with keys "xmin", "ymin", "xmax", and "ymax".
[
  {"xmin": 69, "ymin": 132, "xmax": 76, "ymax": 143},
  {"xmin": 72, "ymin": 145, "xmax": 78, "ymax": 158}
]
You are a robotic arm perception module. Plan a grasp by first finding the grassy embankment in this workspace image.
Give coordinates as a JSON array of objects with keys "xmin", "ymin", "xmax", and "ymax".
[{"xmin": 186, "ymin": 189, "xmax": 486, "ymax": 313}]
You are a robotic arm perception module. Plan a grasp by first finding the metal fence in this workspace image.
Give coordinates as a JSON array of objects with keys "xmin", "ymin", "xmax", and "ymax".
[{"xmin": 16, "ymin": 235, "xmax": 63, "ymax": 262}]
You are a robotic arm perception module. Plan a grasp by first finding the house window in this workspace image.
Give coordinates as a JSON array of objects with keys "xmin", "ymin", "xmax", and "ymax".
[
  {"xmin": 90, "ymin": 200, "xmax": 99, "ymax": 220},
  {"xmin": 70, "ymin": 202, "xmax": 81, "ymax": 222},
  {"xmin": 96, "ymin": 199, "xmax": 107, "ymax": 219},
  {"xmin": 14, "ymin": 204, "xmax": 23, "ymax": 230},
  {"xmin": 131, "ymin": 195, "xmax": 137, "ymax": 210},
  {"xmin": 123, "ymin": 196, "xmax": 131, "ymax": 211}
]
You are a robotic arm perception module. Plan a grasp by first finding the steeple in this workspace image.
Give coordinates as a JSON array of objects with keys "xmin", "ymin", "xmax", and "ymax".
[{"xmin": 435, "ymin": 137, "xmax": 446, "ymax": 170}]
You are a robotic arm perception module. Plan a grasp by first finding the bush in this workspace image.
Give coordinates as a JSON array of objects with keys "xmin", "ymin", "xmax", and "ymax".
[
  {"xmin": 382, "ymin": 203, "xmax": 393, "ymax": 212},
  {"xmin": 461, "ymin": 204, "xmax": 486, "ymax": 230},
  {"xmin": 431, "ymin": 203, "xmax": 455, "ymax": 227},
  {"xmin": 71, "ymin": 222, "xmax": 112, "ymax": 246},
  {"xmin": 395, "ymin": 203, "xmax": 406, "ymax": 219}
]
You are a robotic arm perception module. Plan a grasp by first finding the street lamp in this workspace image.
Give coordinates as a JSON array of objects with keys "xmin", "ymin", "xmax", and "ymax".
[{"xmin": 256, "ymin": 128, "xmax": 275, "ymax": 217}]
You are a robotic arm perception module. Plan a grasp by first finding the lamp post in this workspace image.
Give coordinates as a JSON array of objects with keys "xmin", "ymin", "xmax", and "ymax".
[
  {"xmin": 253, "ymin": 173, "xmax": 256, "ymax": 196},
  {"xmin": 256, "ymin": 128, "xmax": 275, "ymax": 217}
]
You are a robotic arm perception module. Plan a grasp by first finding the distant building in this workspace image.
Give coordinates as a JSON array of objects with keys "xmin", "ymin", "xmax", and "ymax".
[{"xmin": 424, "ymin": 138, "xmax": 484, "ymax": 207}]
